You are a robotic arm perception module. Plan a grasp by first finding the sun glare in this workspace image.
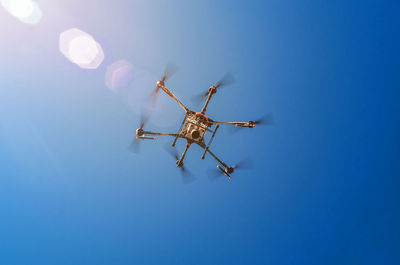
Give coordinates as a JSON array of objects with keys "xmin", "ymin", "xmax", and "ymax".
[
  {"xmin": 9, "ymin": 0, "xmax": 33, "ymax": 18},
  {"xmin": 59, "ymin": 28, "xmax": 105, "ymax": 69},
  {"xmin": 1, "ymin": 0, "xmax": 42, "ymax": 24}
]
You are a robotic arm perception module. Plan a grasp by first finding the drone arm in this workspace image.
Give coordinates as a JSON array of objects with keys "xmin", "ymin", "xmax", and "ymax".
[
  {"xmin": 217, "ymin": 165, "xmax": 232, "ymax": 180},
  {"xmin": 210, "ymin": 121, "xmax": 253, "ymax": 128},
  {"xmin": 200, "ymin": 89, "xmax": 215, "ymax": 114},
  {"xmin": 141, "ymin": 130, "xmax": 180, "ymax": 137},
  {"xmin": 158, "ymin": 83, "xmax": 189, "ymax": 112}
]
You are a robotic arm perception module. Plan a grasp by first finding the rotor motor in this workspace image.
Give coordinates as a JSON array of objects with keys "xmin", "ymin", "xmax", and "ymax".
[{"xmin": 136, "ymin": 128, "xmax": 144, "ymax": 136}]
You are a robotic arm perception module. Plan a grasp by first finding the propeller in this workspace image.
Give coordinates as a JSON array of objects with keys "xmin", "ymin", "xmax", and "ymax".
[
  {"xmin": 214, "ymin": 72, "xmax": 235, "ymax": 89},
  {"xmin": 129, "ymin": 110, "xmax": 151, "ymax": 153},
  {"xmin": 180, "ymin": 166, "xmax": 196, "ymax": 184},
  {"xmin": 138, "ymin": 110, "xmax": 150, "ymax": 129},
  {"xmin": 164, "ymin": 145, "xmax": 196, "ymax": 184},
  {"xmin": 165, "ymin": 144, "xmax": 180, "ymax": 160},
  {"xmin": 208, "ymin": 157, "xmax": 253, "ymax": 181},
  {"xmin": 191, "ymin": 91, "xmax": 211, "ymax": 106},
  {"xmin": 228, "ymin": 113, "xmax": 274, "ymax": 135},
  {"xmin": 252, "ymin": 113, "xmax": 274, "ymax": 126},
  {"xmin": 191, "ymin": 73, "xmax": 235, "ymax": 105},
  {"xmin": 231, "ymin": 157, "xmax": 253, "ymax": 171},
  {"xmin": 207, "ymin": 167, "xmax": 225, "ymax": 181},
  {"xmin": 128, "ymin": 136, "xmax": 141, "ymax": 153},
  {"xmin": 148, "ymin": 63, "xmax": 177, "ymax": 105},
  {"xmin": 161, "ymin": 63, "xmax": 177, "ymax": 83}
]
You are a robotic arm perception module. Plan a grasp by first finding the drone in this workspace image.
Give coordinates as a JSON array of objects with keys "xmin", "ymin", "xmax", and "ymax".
[{"xmin": 131, "ymin": 66, "xmax": 271, "ymax": 181}]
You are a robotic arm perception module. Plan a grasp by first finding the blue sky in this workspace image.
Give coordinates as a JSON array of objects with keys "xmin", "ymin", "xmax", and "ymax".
[{"xmin": 0, "ymin": 1, "xmax": 399, "ymax": 264}]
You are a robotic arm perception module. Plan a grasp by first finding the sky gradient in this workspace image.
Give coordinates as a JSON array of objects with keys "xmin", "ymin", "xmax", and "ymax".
[{"xmin": 0, "ymin": 1, "xmax": 399, "ymax": 264}]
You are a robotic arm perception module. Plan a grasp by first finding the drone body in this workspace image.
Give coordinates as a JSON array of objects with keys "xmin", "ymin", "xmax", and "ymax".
[{"xmin": 132, "ymin": 68, "xmax": 271, "ymax": 181}]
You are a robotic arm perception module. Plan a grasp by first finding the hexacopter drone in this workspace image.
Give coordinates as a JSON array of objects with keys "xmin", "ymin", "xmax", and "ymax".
[{"xmin": 132, "ymin": 67, "xmax": 271, "ymax": 181}]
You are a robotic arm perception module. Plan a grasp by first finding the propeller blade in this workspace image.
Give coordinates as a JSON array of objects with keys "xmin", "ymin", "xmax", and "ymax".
[
  {"xmin": 215, "ymin": 73, "xmax": 234, "ymax": 89},
  {"xmin": 147, "ymin": 87, "xmax": 160, "ymax": 105},
  {"xmin": 130, "ymin": 109, "xmax": 152, "ymax": 154},
  {"xmin": 164, "ymin": 145, "xmax": 196, "ymax": 184},
  {"xmin": 227, "ymin": 113, "xmax": 273, "ymax": 135},
  {"xmin": 191, "ymin": 91, "xmax": 209, "ymax": 106},
  {"xmin": 139, "ymin": 116, "xmax": 147, "ymax": 130},
  {"xmin": 148, "ymin": 63, "xmax": 177, "ymax": 105},
  {"xmin": 161, "ymin": 63, "xmax": 177, "ymax": 82},
  {"xmin": 165, "ymin": 145, "xmax": 179, "ymax": 160},
  {"xmin": 254, "ymin": 113, "xmax": 274, "ymax": 125},
  {"xmin": 180, "ymin": 167, "xmax": 196, "ymax": 184},
  {"xmin": 128, "ymin": 137, "xmax": 140, "ymax": 153},
  {"xmin": 140, "ymin": 108, "xmax": 153, "ymax": 128},
  {"xmin": 232, "ymin": 157, "xmax": 253, "ymax": 170},
  {"xmin": 207, "ymin": 168, "xmax": 224, "ymax": 181},
  {"xmin": 191, "ymin": 73, "xmax": 235, "ymax": 106}
]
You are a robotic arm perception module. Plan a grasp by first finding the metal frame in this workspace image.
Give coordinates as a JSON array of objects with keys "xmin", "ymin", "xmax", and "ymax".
[{"xmin": 134, "ymin": 76, "xmax": 258, "ymax": 179}]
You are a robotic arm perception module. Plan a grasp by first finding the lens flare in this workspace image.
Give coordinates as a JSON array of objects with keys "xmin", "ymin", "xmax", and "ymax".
[
  {"xmin": 1, "ymin": 0, "xmax": 42, "ymax": 24},
  {"xmin": 8, "ymin": 0, "xmax": 33, "ymax": 18},
  {"xmin": 68, "ymin": 36, "xmax": 99, "ymax": 65},
  {"xmin": 105, "ymin": 60, "xmax": 134, "ymax": 92},
  {"xmin": 59, "ymin": 28, "xmax": 104, "ymax": 69}
]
